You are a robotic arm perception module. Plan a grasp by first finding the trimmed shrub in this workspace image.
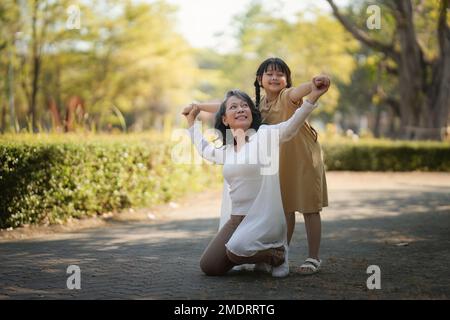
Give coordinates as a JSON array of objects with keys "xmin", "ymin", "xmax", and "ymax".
[
  {"xmin": 1, "ymin": 134, "xmax": 448, "ymax": 228},
  {"xmin": 0, "ymin": 135, "xmax": 221, "ymax": 228},
  {"xmin": 322, "ymin": 140, "xmax": 450, "ymax": 171}
]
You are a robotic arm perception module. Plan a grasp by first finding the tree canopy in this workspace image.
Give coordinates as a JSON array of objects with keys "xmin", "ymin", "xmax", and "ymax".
[{"xmin": 1, "ymin": 0, "xmax": 447, "ymax": 140}]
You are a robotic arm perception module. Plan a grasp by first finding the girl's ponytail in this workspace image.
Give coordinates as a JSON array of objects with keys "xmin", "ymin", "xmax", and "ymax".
[
  {"xmin": 254, "ymin": 79, "xmax": 261, "ymax": 109},
  {"xmin": 310, "ymin": 125, "xmax": 318, "ymax": 142}
]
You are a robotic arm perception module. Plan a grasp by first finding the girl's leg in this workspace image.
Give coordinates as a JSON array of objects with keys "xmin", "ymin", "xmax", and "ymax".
[
  {"xmin": 199, "ymin": 215, "xmax": 244, "ymax": 276},
  {"xmin": 302, "ymin": 212, "xmax": 322, "ymax": 260},
  {"xmin": 286, "ymin": 212, "xmax": 296, "ymax": 245}
]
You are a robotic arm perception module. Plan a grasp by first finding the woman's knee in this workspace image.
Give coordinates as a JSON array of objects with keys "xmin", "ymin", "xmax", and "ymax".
[
  {"xmin": 226, "ymin": 248, "xmax": 243, "ymax": 265},
  {"xmin": 200, "ymin": 256, "xmax": 227, "ymax": 276}
]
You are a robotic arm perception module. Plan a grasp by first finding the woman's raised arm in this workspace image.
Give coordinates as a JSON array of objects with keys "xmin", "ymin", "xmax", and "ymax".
[
  {"xmin": 185, "ymin": 106, "xmax": 225, "ymax": 165},
  {"xmin": 274, "ymin": 100, "xmax": 318, "ymax": 142},
  {"xmin": 182, "ymin": 102, "xmax": 221, "ymax": 116}
]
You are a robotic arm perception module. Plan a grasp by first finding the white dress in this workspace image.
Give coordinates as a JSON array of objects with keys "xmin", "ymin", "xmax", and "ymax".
[{"xmin": 189, "ymin": 100, "xmax": 317, "ymax": 257}]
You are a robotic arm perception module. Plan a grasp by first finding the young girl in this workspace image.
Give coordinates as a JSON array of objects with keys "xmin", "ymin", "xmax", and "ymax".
[
  {"xmin": 185, "ymin": 84, "xmax": 327, "ymax": 277},
  {"xmin": 183, "ymin": 58, "xmax": 330, "ymax": 275}
]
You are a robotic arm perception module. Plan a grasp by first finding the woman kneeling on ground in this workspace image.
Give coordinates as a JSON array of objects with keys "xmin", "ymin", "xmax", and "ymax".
[{"xmin": 184, "ymin": 80, "xmax": 328, "ymax": 277}]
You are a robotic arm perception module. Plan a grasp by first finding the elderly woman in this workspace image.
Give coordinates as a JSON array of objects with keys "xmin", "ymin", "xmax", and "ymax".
[{"xmin": 185, "ymin": 81, "xmax": 328, "ymax": 278}]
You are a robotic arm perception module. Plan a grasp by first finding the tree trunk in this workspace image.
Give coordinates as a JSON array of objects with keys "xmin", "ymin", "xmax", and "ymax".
[
  {"xmin": 396, "ymin": 0, "xmax": 450, "ymax": 140},
  {"xmin": 327, "ymin": 0, "xmax": 449, "ymax": 140},
  {"xmin": 29, "ymin": 0, "xmax": 40, "ymax": 133},
  {"xmin": 395, "ymin": 0, "xmax": 426, "ymax": 139},
  {"xmin": 373, "ymin": 105, "xmax": 382, "ymax": 138},
  {"xmin": 30, "ymin": 55, "xmax": 40, "ymax": 132},
  {"xmin": 7, "ymin": 40, "xmax": 16, "ymax": 132},
  {"xmin": 426, "ymin": 0, "xmax": 450, "ymax": 140},
  {"xmin": 1, "ymin": 103, "xmax": 6, "ymax": 133}
]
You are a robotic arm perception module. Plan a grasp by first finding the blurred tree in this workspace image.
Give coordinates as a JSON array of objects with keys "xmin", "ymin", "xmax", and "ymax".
[
  {"xmin": 194, "ymin": 1, "xmax": 359, "ymax": 123},
  {"xmin": 0, "ymin": 0, "xmax": 197, "ymax": 132},
  {"xmin": 327, "ymin": 0, "xmax": 450, "ymax": 140},
  {"xmin": 50, "ymin": 0, "xmax": 197, "ymax": 131},
  {"xmin": 336, "ymin": 50, "xmax": 400, "ymax": 138},
  {"xmin": 279, "ymin": 12, "xmax": 359, "ymax": 122},
  {"xmin": 0, "ymin": 0, "xmax": 21, "ymax": 132}
]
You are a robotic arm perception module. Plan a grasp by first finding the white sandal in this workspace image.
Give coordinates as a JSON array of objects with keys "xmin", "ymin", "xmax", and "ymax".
[
  {"xmin": 232, "ymin": 264, "xmax": 254, "ymax": 271},
  {"xmin": 299, "ymin": 258, "xmax": 321, "ymax": 275}
]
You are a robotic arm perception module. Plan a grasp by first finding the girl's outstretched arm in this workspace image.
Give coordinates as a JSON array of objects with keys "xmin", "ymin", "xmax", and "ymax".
[
  {"xmin": 288, "ymin": 81, "xmax": 313, "ymax": 104},
  {"xmin": 275, "ymin": 80, "xmax": 329, "ymax": 142},
  {"xmin": 288, "ymin": 75, "xmax": 331, "ymax": 104},
  {"xmin": 181, "ymin": 102, "xmax": 221, "ymax": 115}
]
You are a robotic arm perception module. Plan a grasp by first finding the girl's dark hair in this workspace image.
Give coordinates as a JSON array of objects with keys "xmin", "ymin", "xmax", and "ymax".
[
  {"xmin": 254, "ymin": 57, "xmax": 293, "ymax": 109},
  {"xmin": 254, "ymin": 57, "xmax": 319, "ymax": 142},
  {"xmin": 214, "ymin": 89, "xmax": 262, "ymax": 146}
]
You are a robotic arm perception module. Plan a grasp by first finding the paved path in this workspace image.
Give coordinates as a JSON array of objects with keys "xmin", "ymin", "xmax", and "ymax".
[{"xmin": 0, "ymin": 172, "xmax": 449, "ymax": 299}]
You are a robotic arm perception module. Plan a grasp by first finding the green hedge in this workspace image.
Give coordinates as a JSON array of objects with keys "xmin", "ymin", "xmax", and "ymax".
[
  {"xmin": 0, "ymin": 135, "xmax": 221, "ymax": 229},
  {"xmin": 322, "ymin": 140, "xmax": 450, "ymax": 171},
  {"xmin": 1, "ymin": 135, "xmax": 449, "ymax": 228}
]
